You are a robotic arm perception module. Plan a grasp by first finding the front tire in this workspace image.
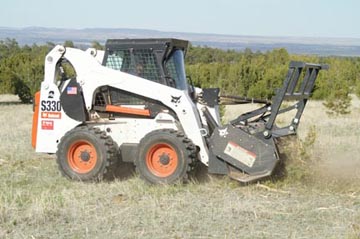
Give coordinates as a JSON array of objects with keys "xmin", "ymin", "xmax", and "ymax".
[
  {"xmin": 136, "ymin": 129, "xmax": 197, "ymax": 184},
  {"xmin": 56, "ymin": 126, "xmax": 118, "ymax": 181}
]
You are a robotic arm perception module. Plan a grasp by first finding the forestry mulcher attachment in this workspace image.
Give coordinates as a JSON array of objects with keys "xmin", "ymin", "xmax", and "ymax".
[{"xmin": 32, "ymin": 39, "xmax": 328, "ymax": 184}]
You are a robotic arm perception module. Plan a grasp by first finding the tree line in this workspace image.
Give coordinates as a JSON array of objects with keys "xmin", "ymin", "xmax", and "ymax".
[
  {"xmin": 185, "ymin": 45, "xmax": 360, "ymax": 114},
  {"xmin": 0, "ymin": 38, "xmax": 359, "ymax": 114}
]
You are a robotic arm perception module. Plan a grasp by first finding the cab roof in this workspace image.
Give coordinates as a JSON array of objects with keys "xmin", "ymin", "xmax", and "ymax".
[{"xmin": 105, "ymin": 38, "xmax": 189, "ymax": 54}]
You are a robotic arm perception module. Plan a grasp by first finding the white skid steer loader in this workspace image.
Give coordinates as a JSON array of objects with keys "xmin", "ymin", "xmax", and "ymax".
[{"xmin": 32, "ymin": 39, "xmax": 328, "ymax": 184}]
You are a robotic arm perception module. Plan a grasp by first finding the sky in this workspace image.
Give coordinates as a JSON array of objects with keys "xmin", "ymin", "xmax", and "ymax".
[{"xmin": 1, "ymin": 0, "xmax": 360, "ymax": 38}]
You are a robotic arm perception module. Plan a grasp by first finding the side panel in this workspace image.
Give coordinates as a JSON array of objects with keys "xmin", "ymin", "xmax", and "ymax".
[
  {"xmin": 90, "ymin": 113, "xmax": 178, "ymax": 147},
  {"xmin": 35, "ymin": 82, "xmax": 81, "ymax": 153}
]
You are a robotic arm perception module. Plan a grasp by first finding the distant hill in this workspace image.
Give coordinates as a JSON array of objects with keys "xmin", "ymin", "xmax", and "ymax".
[{"xmin": 1, "ymin": 27, "xmax": 360, "ymax": 56}]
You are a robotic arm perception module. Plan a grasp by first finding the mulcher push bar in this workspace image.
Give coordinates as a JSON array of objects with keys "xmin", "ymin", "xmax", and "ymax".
[{"xmin": 231, "ymin": 61, "xmax": 328, "ymax": 137}]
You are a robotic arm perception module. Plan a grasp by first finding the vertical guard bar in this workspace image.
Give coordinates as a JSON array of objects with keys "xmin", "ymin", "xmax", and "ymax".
[
  {"xmin": 293, "ymin": 68, "xmax": 319, "ymax": 122},
  {"xmin": 299, "ymin": 68, "xmax": 311, "ymax": 94},
  {"xmin": 286, "ymin": 67, "xmax": 302, "ymax": 95},
  {"xmin": 304, "ymin": 68, "xmax": 319, "ymax": 93},
  {"xmin": 265, "ymin": 66, "xmax": 296, "ymax": 130}
]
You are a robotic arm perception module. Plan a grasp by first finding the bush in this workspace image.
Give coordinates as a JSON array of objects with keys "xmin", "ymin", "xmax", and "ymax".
[
  {"xmin": 274, "ymin": 125, "xmax": 318, "ymax": 184},
  {"xmin": 323, "ymin": 97, "xmax": 351, "ymax": 115},
  {"xmin": 14, "ymin": 79, "xmax": 32, "ymax": 103}
]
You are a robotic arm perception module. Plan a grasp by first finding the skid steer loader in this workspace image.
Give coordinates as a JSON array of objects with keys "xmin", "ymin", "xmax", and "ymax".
[{"xmin": 31, "ymin": 38, "xmax": 328, "ymax": 184}]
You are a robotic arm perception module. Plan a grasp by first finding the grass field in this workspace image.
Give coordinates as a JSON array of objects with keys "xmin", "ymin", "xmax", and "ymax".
[{"xmin": 0, "ymin": 94, "xmax": 360, "ymax": 239}]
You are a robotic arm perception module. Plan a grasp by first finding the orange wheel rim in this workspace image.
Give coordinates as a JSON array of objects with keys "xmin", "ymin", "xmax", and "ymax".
[
  {"xmin": 145, "ymin": 143, "xmax": 178, "ymax": 177},
  {"xmin": 67, "ymin": 140, "xmax": 97, "ymax": 174}
]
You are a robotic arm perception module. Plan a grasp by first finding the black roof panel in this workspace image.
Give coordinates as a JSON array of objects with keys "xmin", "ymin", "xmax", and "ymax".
[{"xmin": 105, "ymin": 38, "xmax": 189, "ymax": 52}]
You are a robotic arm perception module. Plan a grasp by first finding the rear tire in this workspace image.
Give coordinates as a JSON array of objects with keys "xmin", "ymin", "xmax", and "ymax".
[
  {"xmin": 56, "ymin": 126, "xmax": 118, "ymax": 181},
  {"xmin": 135, "ymin": 129, "xmax": 197, "ymax": 184}
]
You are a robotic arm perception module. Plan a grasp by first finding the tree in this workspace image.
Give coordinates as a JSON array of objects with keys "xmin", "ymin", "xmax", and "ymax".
[
  {"xmin": 91, "ymin": 41, "xmax": 104, "ymax": 50},
  {"xmin": 0, "ymin": 40, "xmax": 48, "ymax": 103},
  {"xmin": 64, "ymin": 40, "xmax": 74, "ymax": 48}
]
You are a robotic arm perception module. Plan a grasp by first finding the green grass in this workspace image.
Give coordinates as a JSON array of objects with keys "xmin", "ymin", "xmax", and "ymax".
[{"xmin": 0, "ymin": 96, "xmax": 360, "ymax": 238}]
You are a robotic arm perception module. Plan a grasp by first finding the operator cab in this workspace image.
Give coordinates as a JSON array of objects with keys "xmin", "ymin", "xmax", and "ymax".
[{"xmin": 103, "ymin": 38, "xmax": 189, "ymax": 91}]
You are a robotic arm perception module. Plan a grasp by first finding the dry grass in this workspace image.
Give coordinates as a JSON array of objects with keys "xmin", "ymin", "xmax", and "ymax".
[
  {"xmin": 0, "ymin": 95, "xmax": 20, "ymax": 103},
  {"xmin": 224, "ymin": 96, "xmax": 360, "ymax": 186},
  {"xmin": 0, "ymin": 95, "xmax": 360, "ymax": 239}
]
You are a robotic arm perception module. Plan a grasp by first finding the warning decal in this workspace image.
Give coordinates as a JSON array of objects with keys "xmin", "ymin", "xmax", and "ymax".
[
  {"xmin": 224, "ymin": 141, "xmax": 256, "ymax": 168},
  {"xmin": 41, "ymin": 120, "xmax": 54, "ymax": 130},
  {"xmin": 41, "ymin": 112, "xmax": 61, "ymax": 119}
]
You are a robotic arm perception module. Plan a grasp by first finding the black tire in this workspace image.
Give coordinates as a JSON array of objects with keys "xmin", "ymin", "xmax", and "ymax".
[
  {"xmin": 135, "ymin": 129, "xmax": 197, "ymax": 184},
  {"xmin": 56, "ymin": 126, "xmax": 118, "ymax": 181}
]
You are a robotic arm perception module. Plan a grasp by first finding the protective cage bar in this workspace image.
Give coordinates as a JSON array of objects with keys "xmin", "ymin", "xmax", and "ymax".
[
  {"xmin": 230, "ymin": 61, "xmax": 328, "ymax": 137},
  {"xmin": 265, "ymin": 61, "xmax": 328, "ymax": 134}
]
